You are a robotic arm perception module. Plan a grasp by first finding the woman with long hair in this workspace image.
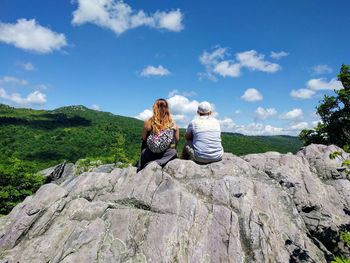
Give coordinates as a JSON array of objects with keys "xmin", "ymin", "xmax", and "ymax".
[{"xmin": 137, "ymin": 98, "xmax": 179, "ymax": 171}]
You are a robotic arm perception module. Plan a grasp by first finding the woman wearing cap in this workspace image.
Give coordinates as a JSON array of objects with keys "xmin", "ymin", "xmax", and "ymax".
[
  {"xmin": 137, "ymin": 98, "xmax": 179, "ymax": 172},
  {"xmin": 182, "ymin": 101, "xmax": 224, "ymax": 163}
]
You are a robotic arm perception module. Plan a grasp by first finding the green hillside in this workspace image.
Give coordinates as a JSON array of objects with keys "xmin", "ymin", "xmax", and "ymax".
[
  {"xmin": 0, "ymin": 103, "xmax": 303, "ymax": 214},
  {"xmin": 0, "ymin": 103, "xmax": 303, "ymax": 169}
]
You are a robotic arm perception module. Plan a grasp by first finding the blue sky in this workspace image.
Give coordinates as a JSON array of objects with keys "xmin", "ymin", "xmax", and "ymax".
[{"xmin": 0, "ymin": 0, "xmax": 349, "ymax": 135}]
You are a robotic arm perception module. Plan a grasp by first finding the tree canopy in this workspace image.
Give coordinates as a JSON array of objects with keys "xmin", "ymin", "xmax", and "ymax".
[{"xmin": 299, "ymin": 64, "xmax": 350, "ymax": 147}]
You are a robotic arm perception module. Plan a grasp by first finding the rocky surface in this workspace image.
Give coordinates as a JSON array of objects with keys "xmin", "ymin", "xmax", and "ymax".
[{"xmin": 0, "ymin": 144, "xmax": 349, "ymax": 263}]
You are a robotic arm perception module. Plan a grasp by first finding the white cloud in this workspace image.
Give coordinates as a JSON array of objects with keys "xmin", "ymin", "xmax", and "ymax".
[
  {"xmin": 20, "ymin": 62, "xmax": 35, "ymax": 71},
  {"xmin": 213, "ymin": 61, "xmax": 241, "ymax": 78},
  {"xmin": 219, "ymin": 117, "xmax": 236, "ymax": 132},
  {"xmin": 91, "ymin": 104, "xmax": 101, "ymax": 111},
  {"xmin": 168, "ymin": 89, "xmax": 197, "ymax": 97},
  {"xmin": 199, "ymin": 47, "xmax": 281, "ymax": 81},
  {"xmin": 312, "ymin": 64, "xmax": 333, "ymax": 75},
  {"xmin": 280, "ymin": 108, "xmax": 303, "ymax": 120},
  {"xmin": 155, "ymin": 9, "xmax": 183, "ymax": 32},
  {"xmin": 312, "ymin": 120, "xmax": 322, "ymax": 127},
  {"xmin": 288, "ymin": 121, "xmax": 309, "ymax": 130},
  {"xmin": 241, "ymin": 88, "xmax": 263, "ymax": 102},
  {"xmin": 167, "ymin": 94, "xmax": 199, "ymax": 116},
  {"xmin": 72, "ymin": 0, "xmax": 184, "ymax": 35},
  {"xmin": 234, "ymin": 109, "xmax": 241, "ymax": 114},
  {"xmin": 141, "ymin": 65, "xmax": 170, "ymax": 77},
  {"xmin": 221, "ymin": 121, "xmax": 311, "ymax": 136},
  {"xmin": 270, "ymin": 51, "xmax": 289, "ymax": 60},
  {"xmin": 290, "ymin": 88, "xmax": 315, "ymax": 99},
  {"xmin": 171, "ymin": 114, "xmax": 186, "ymax": 121},
  {"xmin": 236, "ymin": 50, "xmax": 281, "ymax": 73},
  {"xmin": 233, "ymin": 123, "xmax": 285, "ymax": 136},
  {"xmin": 135, "ymin": 109, "xmax": 153, "ymax": 121},
  {"xmin": 0, "ymin": 19, "xmax": 67, "ymax": 53},
  {"xmin": 255, "ymin": 107, "xmax": 277, "ymax": 120},
  {"xmin": 0, "ymin": 88, "xmax": 46, "ymax": 106},
  {"xmin": 198, "ymin": 47, "xmax": 228, "ymax": 81},
  {"xmin": 307, "ymin": 78, "xmax": 343, "ymax": 91},
  {"xmin": 0, "ymin": 76, "xmax": 28, "ymax": 86}
]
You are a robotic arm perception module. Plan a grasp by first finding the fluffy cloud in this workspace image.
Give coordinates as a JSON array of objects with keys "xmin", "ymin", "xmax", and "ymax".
[
  {"xmin": 280, "ymin": 108, "xmax": 303, "ymax": 120},
  {"xmin": 198, "ymin": 47, "xmax": 231, "ymax": 81},
  {"xmin": 233, "ymin": 123, "xmax": 284, "ymax": 136},
  {"xmin": 167, "ymin": 94, "xmax": 199, "ymax": 116},
  {"xmin": 168, "ymin": 90, "xmax": 197, "ymax": 97},
  {"xmin": 0, "ymin": 19, "xmax": 67, "ymax": 53},
  {"xmin": 312, "ymin": 64, "xmax": 333, "ymax": 75},
  {"xmin": 219, "ymin": 118, "xmax": 236, "ymax": 132},
  {"xmin": 307, "ymin": 78, "xmax": 343, "ymax": 91},
  {"xmin": 72, "ymin": 0, "xmax": 184, "ymax": 35},
  {"xmin": 0, "ymin": 76, "xmax": 28, "ymax": 86},
  {"xmin": 290, "ymin": 77, "xmax": 342, "ymax": 100},
  {"xmin": 288, "ymin": 122, "xmax": 309, "ymax": 130},
  {"xmin": 270, "ymin": 51, "xmax": 289, "ymax": 60},
  {"xmin": 0, "ymin": 88, "xmax": 46, "ymax": 106},
  {"xmin": 213, "ymin": 61, "xmax": 241, "ymax": 78},
  {"xmin": 141, "ymin": 65, "xmax": 170, "ymax": 77},
  {"xmin": 222, "ymin": 121, "xmax": 311, "ymax": 136},
  {"xmin": 312, "ymin": 120, "xmax": 322, "ymax": 127},
  {"xmin": 255, "ymin": 107, "xmax": 277, "ymax": 120},
  {"xmin": 91, "ymin": 104, "xmax": 101, "ymax": 111},
  {"xmin": 290, "ymin": 88, "xmax": 315, "ymax": 99},
  {"xmin": 135, "ymin": 109, "xmax": 153, "ymax": 121},
  {"xmin": 241, "ymin": 88, "xmax": 263, "ymax": 102},
  {"xmin": 236, "ymin": 50, "xmax": 281, "ymax": 73},
  {"xmin": 199, "ymin": 47, "xmax": 281, "ymax": 80}
]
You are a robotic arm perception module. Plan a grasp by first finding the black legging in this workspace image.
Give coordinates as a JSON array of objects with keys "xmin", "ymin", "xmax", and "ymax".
[{"xmin": 137, "ymin": 145, "xmax": 177, "ymax": 172}]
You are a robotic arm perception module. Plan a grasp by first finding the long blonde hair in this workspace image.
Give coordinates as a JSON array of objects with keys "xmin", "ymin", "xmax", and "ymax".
[{"xmin": 148, "ymin": 98, "xmax": 173, "ymax": 134}]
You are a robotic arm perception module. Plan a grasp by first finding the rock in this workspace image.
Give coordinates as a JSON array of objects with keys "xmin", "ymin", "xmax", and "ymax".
[
  {"xmin": 91, "ymin": 164, "xmax": 116, "ymax": 173},
  {"xmin": 297, "ymin": 144, "xmax": 349, "ymax": 180},
  {"xmin": 0, "ymin": 144, "xmax": 349, "ymax": 262},
  {"xmin": 38, "ymin": 162, "xmax": 76, "ymax": 183}
]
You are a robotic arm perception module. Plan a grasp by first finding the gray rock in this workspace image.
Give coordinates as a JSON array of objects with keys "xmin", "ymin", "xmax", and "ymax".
[
  {"xmin": 91, "ymin": 164, "xmax": 116, "ymax": 173},
  {"xmin": 297, "ymin": 144, "xmax": 349, "ymax": 180},
  {"xmin": 38, "ymin": 162, "xmax": 76, "ymax": 183},
  {"xmin": 0, "ymin": 144, "xmax": 349, "ymax": 262}
]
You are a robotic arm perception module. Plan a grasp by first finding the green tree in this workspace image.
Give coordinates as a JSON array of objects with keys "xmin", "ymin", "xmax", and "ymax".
[
  {"xmin": 0, "ymin": 157, "xmax": 44, "ymax": 215},
  {"xmin": 111, "ymin": 131, "xmax": 129, "ymax": 165},
  {"xmin": 300, "ymin": 64, "xmax": 350, "ymax": 147}
]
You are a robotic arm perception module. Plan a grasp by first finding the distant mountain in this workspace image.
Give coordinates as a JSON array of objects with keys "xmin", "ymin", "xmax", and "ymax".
[{"xmin": 0, "ymin": 103, "xmax": 303, "ymax": 170}]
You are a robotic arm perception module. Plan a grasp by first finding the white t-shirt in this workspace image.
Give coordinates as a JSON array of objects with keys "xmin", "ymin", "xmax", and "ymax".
[{"xmin": 186, "ymin": 115, "xmax": 224, "ymax": 160}]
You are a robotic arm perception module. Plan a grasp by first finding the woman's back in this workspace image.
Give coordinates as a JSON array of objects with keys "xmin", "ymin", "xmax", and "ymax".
[{"xmin": 138, "ymin": 98, "xmax": 179, "ymax": 171}]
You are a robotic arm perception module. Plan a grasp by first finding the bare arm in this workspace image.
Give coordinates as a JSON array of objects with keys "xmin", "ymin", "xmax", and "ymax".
[{"xmin": 173, "ymin": 122, "xmax": 180, "ymax": 143}]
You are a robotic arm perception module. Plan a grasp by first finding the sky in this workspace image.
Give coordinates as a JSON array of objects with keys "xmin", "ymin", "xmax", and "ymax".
[{"xmin": 0, "ymin": 0, "xmax": 349, "ymax": 135}]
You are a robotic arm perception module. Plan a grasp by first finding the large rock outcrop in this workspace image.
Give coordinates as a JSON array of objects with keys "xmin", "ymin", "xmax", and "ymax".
[{"xmin": 0, "ymin": 144, "xmax": 349, "ymax": 263}]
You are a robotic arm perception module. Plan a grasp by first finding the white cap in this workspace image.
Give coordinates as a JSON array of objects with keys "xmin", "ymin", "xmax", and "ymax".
[{"xmin": 197, "ymin": 101, "xmax": 212, "ymax": 114}]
